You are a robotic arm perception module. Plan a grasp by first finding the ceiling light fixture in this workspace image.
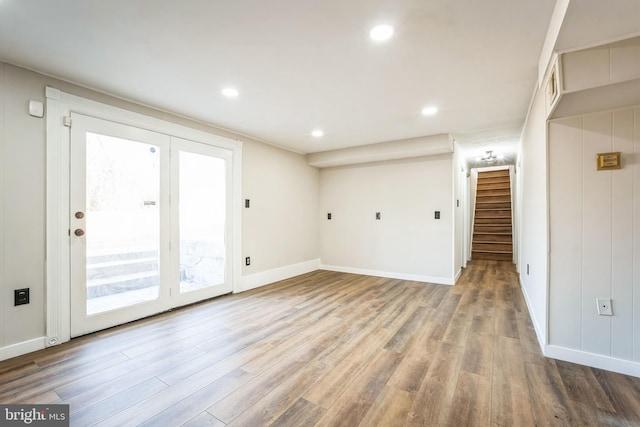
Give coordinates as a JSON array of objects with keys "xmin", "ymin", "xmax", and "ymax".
[
  {"xmin": 369, "ymin": 24, "xmax": 394, "ymax": 42},
  {"xmin": 421, "ymin": 106, "xmax": 438, "ymax": 116},
  {"xmin": 221, "ymin": 88, "xmax": 239, "ymax": 98},
  {"xmin": 481, "ymin": 150, "xmax": 501, "ymax": 164},
  {"xmin": 311, "ymin": 129, "xmax": 324, "ymax": 138}
]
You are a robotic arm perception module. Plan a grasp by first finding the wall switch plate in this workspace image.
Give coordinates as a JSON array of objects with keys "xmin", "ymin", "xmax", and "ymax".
[
  {"xmin": 244, "ymin": 199, "xmax": 250, "ymax": 208},
  {"xmin": 245, "ymin": 257, "xmax": 251, "ymax": 266},
  {"xmin": 596, "ymin": 298, "xmax": 613, "ymax": 316},
  {"xmin": 15, "ymin": 288, "xmax": 29, "ymax": 306},
  {"xmin": 435, "ymin": 211, "xmax": 440, "ymax": 219},
  {"xmin": 375, "ymin": 212, "xmax": 381, "ymax": 220}
]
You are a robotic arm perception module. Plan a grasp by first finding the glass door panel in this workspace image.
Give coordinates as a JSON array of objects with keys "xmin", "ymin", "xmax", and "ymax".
[
  {"xmin": 179, "ymin": 152, "xmax": 226, "ymax": 293},
  {"xmin": 70, "ymin": 113, "xmax": 170, "ymax": 338},
  {"xmin": 85, "ymin": 132, "xmax": 161, "ymax": 314},
  {"xmin": 170, "ymin": 136, "xmax": 232, "ymax": 307}
]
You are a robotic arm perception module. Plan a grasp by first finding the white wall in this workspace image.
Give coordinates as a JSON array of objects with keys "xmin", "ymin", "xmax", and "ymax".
[
  {"xmin": 453, "ymin": 143, "xmax": 466, "ymax": 275},
  {"xmin": 0, "ymin": 62, "xmax": 320, "ymax": 359},
  {"xmin": 548, "ymin": 106, "xmax": 640, "ymax": 374},
  {"xmin": 0, "ymin": 64, "xmax": 47, "ymax": 352},
  {"xmin": 0, "ymin": 63, "xmax": 4, "ymax": 352},
  {"xmin": 241, "ymin": 139, "xmax": 320, "ymax": 290},
  {"xmin": 319, "ymin": 154, "xmax": 455, "ymax": 284},
  {"xmin": 518, "ymin": 85, "xmax": 548, "ymax": 346},
  {"xmin": 553, "ymin": 36, "xmax": 640, "ymax": 120},
  {"xmin": 562, "ymin": 36, "xmax": 640, "ymax": 93}
]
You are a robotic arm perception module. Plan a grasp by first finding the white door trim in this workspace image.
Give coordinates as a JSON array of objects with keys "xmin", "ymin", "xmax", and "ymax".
[{"xmin": 45, "ymin": 87, "xmax": 243, "ymax": 347}]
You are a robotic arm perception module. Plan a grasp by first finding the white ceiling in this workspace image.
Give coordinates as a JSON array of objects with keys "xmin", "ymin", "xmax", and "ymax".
[{"xmin": 0, "ymin": 1, "xmax": 633, "ymax": 167}]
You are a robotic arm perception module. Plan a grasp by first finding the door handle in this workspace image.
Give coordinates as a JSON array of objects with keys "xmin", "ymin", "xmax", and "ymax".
[{"xmin": 74, "ymin": 229, "xmax": 85, "ymax": 237}]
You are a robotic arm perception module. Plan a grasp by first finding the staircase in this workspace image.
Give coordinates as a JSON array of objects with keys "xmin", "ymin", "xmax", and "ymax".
[
  {"xmin": 86, "ymin": 249, "xmax": 159, "ymax": 298},
  {"xmin": 472, "ymin": 169, "xmax": 513, "ymax": 261}
]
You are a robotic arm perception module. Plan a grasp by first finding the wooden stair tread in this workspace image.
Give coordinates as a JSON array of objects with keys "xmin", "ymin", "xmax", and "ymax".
[
  {"xmin": 472, "ymin": 252, "xmax": 513, "ymax": 261},
  {"xmin": 478, "ymin": 171, "xmax": 509, "ymax": 178},
  {"xmin": 473, "ymin": 232, "xmax": 512, "ymax": 235}
]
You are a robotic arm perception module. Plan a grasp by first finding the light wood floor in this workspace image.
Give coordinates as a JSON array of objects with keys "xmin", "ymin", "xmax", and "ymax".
[{"xmin": 1, "ymin": 260, "xmax": 640, "ymax": 426}]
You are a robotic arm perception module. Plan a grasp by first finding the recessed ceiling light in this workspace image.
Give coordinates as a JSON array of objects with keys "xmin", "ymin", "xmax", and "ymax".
[
  {"xmin": 222, "ymin": 88, "xmax": 239, "ymax": 98},
  {"xmin": 369, "ymin": 25, "xmax": 394, "ymax": 42},
  {"xmin": 421, "ymin": 106, "xmax": 438, "ymax": 116},
  {"xmin": 311, "ymin": 129, "xmax": 324, "ymax": 138}
]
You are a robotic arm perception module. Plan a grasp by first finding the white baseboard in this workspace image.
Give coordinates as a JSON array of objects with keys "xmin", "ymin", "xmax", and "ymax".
[
  {"xmin": 454, "ymin": 268, "xmax": 462, "ymax": 283},
  {"xmin": 319, "ymin": 264, "xmax": 454, "ymax": 285},
  {"xmin": 519, "ymin": 275, "xmax": 546, "ymax": 350},
  {"xmin": 545, "ymin": 345, "xmax": 640, "ymax": 378},
  {"xmin": 0, "ymin": 337, "xmax": 46, "ymax": 362},
  {"xmin": 238, "ymin": 259, "xmax": 321, "ymax": 292},
  {"xmin": 518, "ymin": 275, "xmax": 640, "ymax": 378}
]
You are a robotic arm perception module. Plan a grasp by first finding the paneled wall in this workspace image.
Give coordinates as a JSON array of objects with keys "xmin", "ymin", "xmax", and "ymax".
[
  {"xmin": 549, "ymin": 106, "xmax": 640, "ymax": 367},
  {"xmin": 562, "ymin": 36, "xmax": 640, "ymax": 93}
]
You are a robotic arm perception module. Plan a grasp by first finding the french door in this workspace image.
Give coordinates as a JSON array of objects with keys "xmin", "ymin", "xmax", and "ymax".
[{"xmin": 70, "ymin": 113, "xmax": 232, "ymax": 337}]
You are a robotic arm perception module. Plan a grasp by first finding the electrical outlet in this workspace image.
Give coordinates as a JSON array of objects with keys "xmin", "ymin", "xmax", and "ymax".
[
  {"xmin": 327, "ymin": 213, "xmax": 332, "ymax": 220},
  {"xmin": 375, "ymin": 212, "xmax": 381, "ymax": 220},
  {"xmin": 245, "ymin": 257, "xmax": 251, "ymax": 266},
  {"xmin": 14, "ymin": 288, "xmax": 29, "ymax": 306},
  {"xmin": 596, "ymin": 298, "xmax": 613, "ymax": 316},
  {"xmin": 244, "ymin": 199, "xmax": 250, "ymax": 208}
]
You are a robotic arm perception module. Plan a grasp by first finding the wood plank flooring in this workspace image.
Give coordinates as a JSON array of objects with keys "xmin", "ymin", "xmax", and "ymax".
[{"xmin": 1, "ymin": 260, "xmax": 640, "ymax": 426}]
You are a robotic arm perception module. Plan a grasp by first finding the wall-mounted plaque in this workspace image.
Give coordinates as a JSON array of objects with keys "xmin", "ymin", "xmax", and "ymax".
[{"xmin": 596, "ymin": 152, "xmax": 621, "ymax": 171}]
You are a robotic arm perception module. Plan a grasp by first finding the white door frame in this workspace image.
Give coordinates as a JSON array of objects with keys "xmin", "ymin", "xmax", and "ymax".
[{"xmin": 45, "ymin": 87, "xmax": 243, "ymax": 347}]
